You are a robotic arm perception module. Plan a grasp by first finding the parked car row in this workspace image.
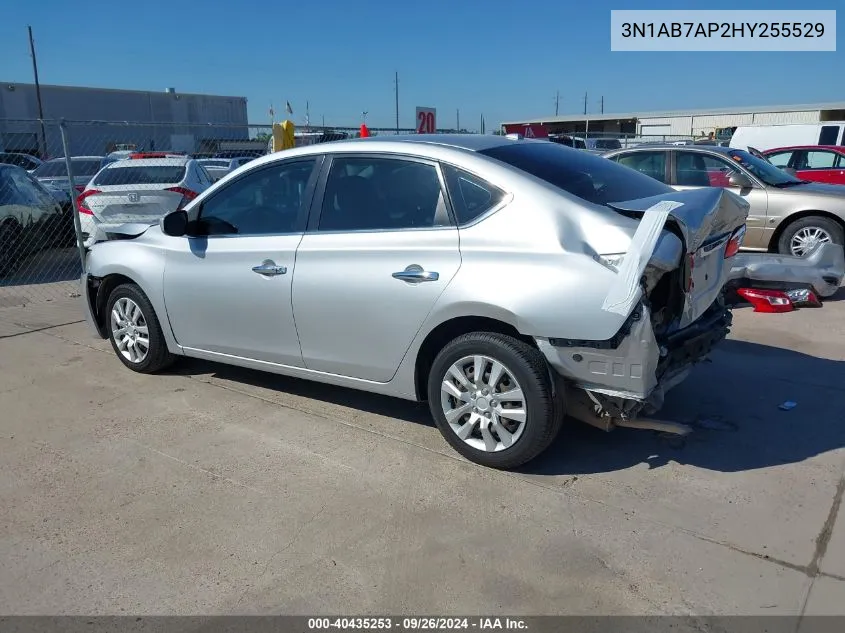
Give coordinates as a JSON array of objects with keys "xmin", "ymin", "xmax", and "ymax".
[{"xmin": 604, "ymin": 144, "xmax": 845, "ymax": 257}]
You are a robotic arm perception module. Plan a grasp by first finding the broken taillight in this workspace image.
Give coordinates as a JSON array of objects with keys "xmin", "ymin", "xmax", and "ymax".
[
  {"xmin": 736, "ymin": 288, "xmax": 794, "ymax": 313},
  {"xmin": 785, "ymin": 288, "xmax": 822, "ymax": 308},
  {"xmin": 724, "ymin": 225, "xmax": 746, "ymax": 259}
]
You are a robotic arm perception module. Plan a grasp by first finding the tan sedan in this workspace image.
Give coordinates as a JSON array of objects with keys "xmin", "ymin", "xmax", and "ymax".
[{"xmin": 604, "ymin": 144, "xmax": 845, "ymax": 256}]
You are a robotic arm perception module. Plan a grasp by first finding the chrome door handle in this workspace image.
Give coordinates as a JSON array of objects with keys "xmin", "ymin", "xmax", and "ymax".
[
  {"xmin": 392, "ymin": 265, "xmax": 439, "ymax": 283},
  {"xmin": 252, "ymin": 260, "xmax": 287, "ymax": 276}
]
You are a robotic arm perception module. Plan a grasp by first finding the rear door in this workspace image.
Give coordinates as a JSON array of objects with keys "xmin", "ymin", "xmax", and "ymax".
[
  {"xmin": 671, "ymin": 150, "xmax": 767, "ymax": 247},
  {"xmin": 292, "ymin": 153, "xmax": 461, "ymax": 382}
]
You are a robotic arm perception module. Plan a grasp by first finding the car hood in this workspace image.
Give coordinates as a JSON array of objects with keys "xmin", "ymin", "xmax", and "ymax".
[{"xmin": 780, "ymin": 181, "xmax": 845, "ymax": 198}]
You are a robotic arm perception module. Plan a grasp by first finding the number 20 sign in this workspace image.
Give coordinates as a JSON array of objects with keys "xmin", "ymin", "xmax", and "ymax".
[{"xmin": 416, "ymin": 107, "xmax": 437, "ymax": 134}]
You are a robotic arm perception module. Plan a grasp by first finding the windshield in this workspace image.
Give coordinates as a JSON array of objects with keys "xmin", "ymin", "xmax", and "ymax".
[
  {"xmin": 34, "ymin": 159, "xmax": 103, "ymax": 178},
  {"xmin": 480, "ymin": 141, "xmax": 673, "ymax": 205},
  {"xmin": 727, "ymin": 149, "xmax": 802, "ymax": 187},
  {"xmin": 200, "ymin": 160, "xmax": 230, "ymax": 168},
  {"xmin": 94, "ymin": 165, "xmax": 186, "ymax": 186}
]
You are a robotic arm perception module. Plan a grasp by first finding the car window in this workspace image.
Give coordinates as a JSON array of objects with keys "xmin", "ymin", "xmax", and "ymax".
[
  {"xmin": 201, "ymin": 160, "xmax": 230, "ymax": 168},
  {"xmin": 318, "ymin": 157, "xmax": 449, "ymax": 232},
  {"xmin": 615, "ymin": 151, "xmax": 667, "ymax": 183},
  {"xmin": 482, "ymin": 142, "xmax": 672, "ymax": 205},
  {"xmin": 574, "ymin": 139, "xmax": 587, "ymax": 149},
  {"xmin": 819, "ymin": 126, "xmax": 839, "ymax": 145},
  {"xmin": 596, "ymin": 139, "xmax": 622, "ymax": 150},
  {"xmin": 675, "ymin": 152, "xmax": 739, "ymax": 187},
  {"xmin": 94, "ymin": 165, "xmax": 187, "ymax": 186},
  {"xmin": 442, "ymin": 164, "xmax": 506, "ymax": 225},
  {"xmin": 766, "ymin": 151, "xmax": 793, "ymax": 168},
  {"xmin": 196, "ymin": 159, "xmax": 316, "ymax": 236},
  {"xmin": 803, "ymin": 151, "xmax": 838, "ymax": 169},
  {"xmin": 4, "ymin": 167, "xmax": 52, "ymax": 207}
]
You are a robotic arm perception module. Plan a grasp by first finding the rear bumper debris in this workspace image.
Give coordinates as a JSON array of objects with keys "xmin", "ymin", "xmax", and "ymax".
[
  {"xmin": 537, "ymin": 301, "xmax": 731, "ymax": 431},
  {"xmin": 727, "ymin": 242, "xmax": 844, "ymax": 299}
]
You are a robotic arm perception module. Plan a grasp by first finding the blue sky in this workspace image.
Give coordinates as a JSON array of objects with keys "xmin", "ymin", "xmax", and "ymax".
[{"xmin": 1, "ymin": 0, "xmax": 842, "ymax": 130}]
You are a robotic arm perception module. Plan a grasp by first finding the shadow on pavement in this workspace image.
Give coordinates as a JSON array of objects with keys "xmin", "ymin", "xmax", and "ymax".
[
  {"xmin": 524, "ymin": 338, "xmax": 845, "ymax": 476},
  {"xmin": 167, "ymin": 337, "xmax": 845, "ymax": 476}
]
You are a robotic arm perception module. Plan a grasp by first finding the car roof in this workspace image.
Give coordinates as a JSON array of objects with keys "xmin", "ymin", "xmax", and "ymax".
[
  {"xmin": 607, "ymin": 144, "xmax": 736, "ymax": 155},
  {"xmin": 763, "ymin": 145, "xmax": 845, "ymax": 153},
  {"xmin": 107, "ymin": 157, "xmax": 190, "ymax": 167},
  {"xmin": 249, "ymin": 134, "xmax": 528, "ymax": 165},
  {"xmin": 44, "ymin": 156, "xmax": 105, "ymax": 162}
]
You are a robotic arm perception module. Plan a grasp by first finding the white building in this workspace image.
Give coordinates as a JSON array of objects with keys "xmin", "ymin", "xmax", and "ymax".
[{"xmin": 502, "ymin": 102, "xmax": 845, "ymax": 140}]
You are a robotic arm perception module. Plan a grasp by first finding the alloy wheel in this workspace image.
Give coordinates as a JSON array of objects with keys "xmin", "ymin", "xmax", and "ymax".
[
  {"xmin": 790, "ymin": 226, "xmax": 831, "ymax": 257},
  {"xmin": 440, "ymin": 354, "xmax": 527, "ymax": 452},
  {"xmin": 110, "ymin": 297, "xmax": 150, "ymax": 364}
]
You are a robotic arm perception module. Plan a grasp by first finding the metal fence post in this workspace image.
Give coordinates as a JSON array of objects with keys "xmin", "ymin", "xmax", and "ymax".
[{"xmin": 58, "ymin": 120, "xmax": 88, "ymax": 278}]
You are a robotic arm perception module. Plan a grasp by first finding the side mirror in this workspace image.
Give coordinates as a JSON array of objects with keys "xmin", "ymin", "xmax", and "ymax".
[
  {"xmin": 728, "ymin": 172, "xmax": 754, "ymax": 189},
  {"xmin": 161, "ymin": 209, "xmax": 188, "ymax": 237}
]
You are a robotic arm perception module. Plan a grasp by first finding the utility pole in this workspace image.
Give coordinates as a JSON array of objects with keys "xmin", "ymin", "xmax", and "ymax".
[
  {"xmin": 394, "ymin": 71, "xmax": 399, "ymax": 133},
  {"xmin": 583, "ymin": 92, "xmax": 588, "ymax": 115},
  {"xmin": 27, "ymin": 26, "xmax": 47, "ymax": 159},
  {"xmin": 456, "ymin": 109, "xmax": 460, "ymax": 132},
  {"xmin": 555, "ymin": 91, "xmax": 560, "ymax": 116},
  {"xmin": 600, "ymin": 96, "xmax": 604, "ymax": 114}
]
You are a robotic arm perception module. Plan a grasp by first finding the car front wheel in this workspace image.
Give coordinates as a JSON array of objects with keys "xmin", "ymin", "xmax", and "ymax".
[
  {"xmin": 106, "ymin": 283, "xmax": 176, "ymax": 373},
  {"xmin": 427, "ymin": 332, "xmax": 563, "ymax": 470}
]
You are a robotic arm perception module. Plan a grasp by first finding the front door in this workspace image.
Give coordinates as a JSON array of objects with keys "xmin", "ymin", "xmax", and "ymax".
[
  {"xmin": 672, "ymin": 150, "xmax": 768, "ymax": 248},
  {"xmin": 162, "ymin": 157, "xmax": 320, "ymax": 365},
  {"xmin": 790, "ymin": 149, "xmax": 845, "ymax": 185},
  {"xmin": 292, "ymin": 154, "xmax": 462, "ymax": 382}
]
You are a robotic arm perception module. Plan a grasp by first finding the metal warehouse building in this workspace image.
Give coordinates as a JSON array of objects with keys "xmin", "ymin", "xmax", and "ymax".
[
  {"xmin": 502, "ymin": 101, "xmax": 845, "ymax": 140},
  {"xmin": 0, "ymin": 82, "xmax": 249, "ymax": 157}
]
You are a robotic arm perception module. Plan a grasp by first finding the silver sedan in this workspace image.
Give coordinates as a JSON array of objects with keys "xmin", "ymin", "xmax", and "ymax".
[{"xmin": 81, "ymin": 135, "xmax": 748, "ymax": 469}]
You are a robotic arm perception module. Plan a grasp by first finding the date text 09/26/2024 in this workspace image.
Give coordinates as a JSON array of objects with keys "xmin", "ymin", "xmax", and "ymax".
[{"xmin": 307, "ymin": 617, "xmax": 528, "ymax": 630}]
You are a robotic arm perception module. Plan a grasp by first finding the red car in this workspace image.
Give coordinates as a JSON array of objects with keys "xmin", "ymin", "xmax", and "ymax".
[{"xmin": 762, "ymin": 145, "xmax": 845, "ymax": 185}]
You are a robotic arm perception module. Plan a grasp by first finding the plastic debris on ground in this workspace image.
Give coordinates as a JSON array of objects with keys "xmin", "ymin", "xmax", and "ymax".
[
  {"xmin": 735, "ymin": 288, "xmax": 794, "ymax": 313},
  {"xmin": 784, "ymin": 288, "xmax": 822, "ymax": 308}
]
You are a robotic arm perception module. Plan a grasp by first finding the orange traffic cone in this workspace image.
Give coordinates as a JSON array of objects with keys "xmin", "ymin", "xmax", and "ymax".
[{"xmin": 360, "ymin": 123, "xmax": 370, "ymax": 138}]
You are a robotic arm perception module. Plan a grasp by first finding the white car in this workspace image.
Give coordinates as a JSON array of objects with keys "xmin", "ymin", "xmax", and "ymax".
[
  {"xmin": 77, "ymin": 157, "xmax": 213, "ymax": 247},
  {"xmin": 197, "ymin": 157, "xmax": 255, "ymax": 182}
]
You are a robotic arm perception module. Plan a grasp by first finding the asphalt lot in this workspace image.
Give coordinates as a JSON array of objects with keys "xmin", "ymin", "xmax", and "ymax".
[{"xmin": 0, "ymin": 292, "xmax": 844, "ymax": 618}]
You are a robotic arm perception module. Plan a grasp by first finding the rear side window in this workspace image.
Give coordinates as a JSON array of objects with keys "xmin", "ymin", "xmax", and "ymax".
[
  {"xmin": 595, "ymin": 139, "xmax": 622, "ymax": 150},
  {"xmin": 615, "ymin": 151, "xmax": 668, "ymax": 183},
  {"xmin": 481, "ymin": 142, "xmax": 672, "ymax": 205},
  {"xmin": 94, "ymin": 165, "xmax": 187, "ymax": 186},
  {"xmin": 804, "ymin": 151, "xmax": 839, "ymax": 169},
  {"xmin": 442, "ymin": 165, "xmax": 506, "ymax": 225},
  {"xmin": 818, "ymin": 125, "xmax": 839, "ymax": 145}
]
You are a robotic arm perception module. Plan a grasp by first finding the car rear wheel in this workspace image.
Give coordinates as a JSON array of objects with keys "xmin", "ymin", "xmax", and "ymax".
[
  {"xmin": 427, "ymin": 332, "xmax": 563, "ymax": 470},
  {"xmin": 777, "ymin": 216, "xmax": 844, "ymax": 257},
  {"xmin": 106, "ymin": 283, "xmax": 176, "ymax": 373}
]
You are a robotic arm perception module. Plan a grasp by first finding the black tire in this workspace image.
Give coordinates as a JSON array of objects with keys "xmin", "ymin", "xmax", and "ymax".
[
  {"xmin": 106, "ymin": 283, "xmax": 176, "ymax": 374},
  {"xmin": 777, "ymin": 215, "xmax": 844, "ymax": 256},
  {"xmin": 427, "ymin": 332, "xmax": 564, "ymax": 470},
  {"xmin": 0, "ymin": 221, "xmax": 22, "ymax": 277}
]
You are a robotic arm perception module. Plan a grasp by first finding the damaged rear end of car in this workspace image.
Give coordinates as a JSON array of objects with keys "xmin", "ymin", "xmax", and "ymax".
[{"xmin": 537, "ymin": 187, "xmax": 749, "ymax": 434}]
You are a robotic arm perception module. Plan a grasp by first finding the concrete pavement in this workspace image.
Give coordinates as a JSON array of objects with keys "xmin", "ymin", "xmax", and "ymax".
[{"xmin": 0, "ymin": 297, "xmax": 843, "ymax": 617}]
